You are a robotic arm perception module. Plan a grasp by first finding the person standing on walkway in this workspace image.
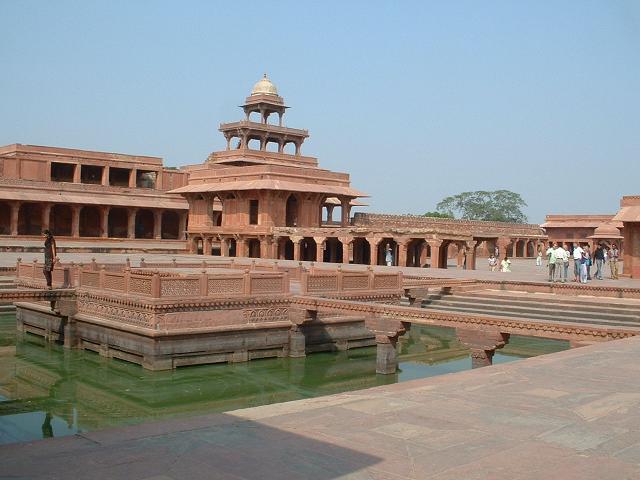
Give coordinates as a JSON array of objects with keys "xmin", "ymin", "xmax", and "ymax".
[
  {"xmin": 536, "ymin": 248, "xmax": 543, "ymax": 267},
  {"xmin": 546, "ymin": 243, "xmax": 557, "ymax": 281},
  {"xmin": 593, "ymin": 244, "xmax": 605, "ymax": 280},
  {"xmin": 488, "ymin": 254, "xmax": 498, "ymax": 272},
  {"xmin": 42, "ymin": 229, "xmax": 57, "ymax": 289},
  {"xmin": 572, "ymin": 243, "xmax": 584, "ymax": 282},
  {"xmin": 580, "ymin": 250, "xmax": 589, "ymax": 283},
  {"xmin": 554, "ymin": 243, "xmax": 566, "ymax": 282},
  {"xmin": 563, "ymin": 243, "xmax": 571, "ymax": 282},
  {"xmin": 500, "ymin": 255, "xmax": 511, "ymax": 272},
  {"xmin": 609, "ymin": 243, "xmax": 620, "ymax": 279},
  {"xmin": 584, "ymin": 245, "xmax": 593, "ymax": 280},
  {"xmin": 385, "ymin": 244, "xmax": 393, "ymax": 267}
]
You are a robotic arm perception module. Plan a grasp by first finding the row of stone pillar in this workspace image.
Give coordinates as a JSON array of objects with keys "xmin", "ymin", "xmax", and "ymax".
[{"xmin": 4, "ymin": 201, "xmax": 186, "ymax": 239}]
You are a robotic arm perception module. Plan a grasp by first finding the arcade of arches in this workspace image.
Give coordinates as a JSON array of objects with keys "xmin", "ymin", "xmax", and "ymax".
[
  {"xmin": 188, "ymin": 232, "xmax": 544, "ymax": 269},
  {"xmin": 0, "ymin": 201, "xmax": 187, "ymax": 240}
]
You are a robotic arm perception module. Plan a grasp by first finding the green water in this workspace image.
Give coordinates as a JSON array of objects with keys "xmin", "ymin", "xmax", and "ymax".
[{"xmin": 0, "ymin": 313, "xmax": 568, "ymax": 444}]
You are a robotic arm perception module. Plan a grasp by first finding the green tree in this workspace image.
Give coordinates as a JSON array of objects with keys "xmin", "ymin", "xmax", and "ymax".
[
  {"xmin": 422, "ymin": 211, "xmax": 454, "ymax": 219},
  {"xmin": 435, "ymin": 190, "xmax": 528, "ymax": 223}
]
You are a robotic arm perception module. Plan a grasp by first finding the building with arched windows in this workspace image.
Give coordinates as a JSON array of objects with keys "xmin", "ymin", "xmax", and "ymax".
[
  {"xmin": 170, "ymin": 75, "xmax": 546, "ymax": 268},
  {"xmin": 0, "ymin": 144, "xmax": 189, "ymax": 249}
]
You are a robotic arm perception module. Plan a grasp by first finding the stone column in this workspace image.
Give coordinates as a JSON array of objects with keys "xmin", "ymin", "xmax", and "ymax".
[
  {"xmin": 397, "ymin": 240, "xmax": 408, "ymax": 267},
  {"xmin": 10, "ymin": 202, "xmax": 20, "ymax": 236},
  {"xmin": 291, "ymin": 239, "xmax": 301, "ymax": 260},
  {"xmin": 153, "ymin": 210, "xmax": 162, "ymax": 240},
  {"xmin": 370, "ymin": 240, "xmax": 381, "ymax": 266},
  {"xmin": 260, "ymin": 238, "xmax": 271, "ymax": 259},
  {"xmin": 101, "ymin": 166, "xmax": 110, "ymax": 186},
  {"xmin": 340, "ymin": 198, "xmax": 350, "ymax": 227},
  {"xmin": 376, "ymin": 335, "xmax": 398, "ymax": 375},
  {"xmin": 497, "ymin": 237, "xmax": 512, "ymax": 259},
  {"xmin": 127, "ymin": 208, "xmax": 138, "ymax": 239},
  {"xmin": 73, "ymin": 164, "xmax": 81, "ymax": 183},
  {"xmin": 128, "ymin": 169, "xmax": 137, "ymax": 188},
  {"xmin": 178, "ymin": 211, "xmax": 188, "ymax": 240},
  {"xmin": 101, "ymin": 206, "xmax": 110, "ymax": 238},
  {"xmin": 457, "ymin": 328, "xmax": 510, "ymax": 368},
  {"xmin": 220, "ymin": 237, "xmax": 229, "ymax": 257},
  {"xmin": 419, "ymin": 242, "xmax": 428, "ymax": 267},
  {"xmin": 340, "ymin": 237, "xmax": 351, "ymax": 264},
  {"xmin": 71, "ymin": 206, "xmax": 81, "ymax": 238},
  {"xmin": 288, "ymin": 326, "xmax": 306, "ymax": 358},
  {"xmin": 465, "ymin": 240, "xmax": 477, "ymax": 270},
  {"xmin": 203, "ymin": 237, "xmax": 212, "ymax": 255},
  {"xmin": 41, "ymin": 203, "xmax": 52, "ymax": 232},
  {"xmin": 427, "ymin": 239, "xmax": 443, "ymax": 268},
  {"xmin": 315, "ymin": 237, "xmax": 325, "ymax": 263},
  {"xmin": 326, "ymin": 205, "xmax": 335, "ymax": 224}
]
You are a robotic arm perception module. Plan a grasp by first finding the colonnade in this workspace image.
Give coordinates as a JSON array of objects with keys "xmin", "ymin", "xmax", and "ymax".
[
  {"xmin": 0, "ymin": 201, "xmax": 187, "ymax": 240},
  {"xmin": 189, "ymin": 233, "xmax": 546, "ymax": 270}
]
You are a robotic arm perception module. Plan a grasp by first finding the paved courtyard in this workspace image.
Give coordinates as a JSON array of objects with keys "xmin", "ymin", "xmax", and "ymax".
[{"xmin": 1, "ymin": 335, "xmax": 639, "ymax": 479}]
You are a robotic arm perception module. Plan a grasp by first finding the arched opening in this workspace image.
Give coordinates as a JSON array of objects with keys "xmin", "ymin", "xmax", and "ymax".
[
  {"xmin": 285, "ymin": 194, "xmax": 299, "ymax": 227},
  {"xmin": 135, "ymin": 209, "xmax": 154, "ymax": 239},
  {"xmin": 300, "ymin": 237, "xmax": 317, "ymax": 261},
  {"xmin": 0, "ymin": 202, "xmax": 10, "ymax": 235},
  {"xmin": 283, "ymin": 142, "xmax": 296, "ymax": 155},
  {"xmin": 436, "ymin": 240, "xmax": 455, "ymax": 269},
  {"xmin": 193, "ymin": 237, "xmax": 203, "ymax": 255},
  {"xmin": 331, "ymin": 205, "xmax": 342, "ymax": 224},
  {"xmin": 227, "ymin": 238, "xmax": 237, "ymax": 257},
  {"xmin": 265, "ymin": 141, "xmax": 280, "ymax": 153},
  {"xmin": 526, "ymin": 241, "xmax": 536, "ymax": 258},
  {"xmin": 49, "ymin": 204, "xmax": 73, "ymax": 236},
  {"xmin": 247, "ymin": 138, "xmax": 261, "ymax": 150},
  {"xmin": 323, "ymin": 238, "xmax": 343, "ymax": 263},
  {"xmin": 79, "ymin": 206, "xmax": 102, "ymax": 237},
  {"xmin": 279, "ymin": 238, "xmax": 294, "ymax": 260},
  {"xmin": 352, "ymin": 238, "xmax": 370, "ymax": 265},
  {"xmin": 161, "ymin": 211, "xmax": 179, "ymax": 239},
  {"xmin": 18, "ymin": 203, "xmax": 43, "ymax": 235},
  {"xmin": 266, "ymin": 112, "xmax": 281, "ymax": 126},
  {"xmin": 515, "ymin": 240, "xmax": 526, "ymax": 258},
  {"xmin": 247, "ymin": 239, "xmax": 261, "ymax": 258},
  {"xmin": 375, "ymin": 238, "xmax": 398, "ymax": 266},
  {"xmin": 406, "ymin": 239, "xmax": 427, "ymax": 267},
  {"xmin": 108, "ymin": 208, "xmax": 128, "ymax": 238},
  {"xmin": 248, "ymin": 111, "xmax": 262, "ymax": 123}
]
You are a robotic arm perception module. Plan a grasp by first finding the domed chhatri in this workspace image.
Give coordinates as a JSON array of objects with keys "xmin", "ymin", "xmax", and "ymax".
[{"xmin": 251, "ymin": 73, "xmax": 278, "ymax": 96}]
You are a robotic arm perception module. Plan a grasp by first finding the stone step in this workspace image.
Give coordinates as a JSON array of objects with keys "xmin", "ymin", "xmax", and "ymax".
[
  {"xmin": 460, "ymin": 291, "xmax": 640, "ymax": 311},
  {"xmin": 423, "ymin": 303, "xmax": 640, "ymax": 329},
  {"xmin": 424, "ymin": 295, "xmax": 640, "ymax": 319}
]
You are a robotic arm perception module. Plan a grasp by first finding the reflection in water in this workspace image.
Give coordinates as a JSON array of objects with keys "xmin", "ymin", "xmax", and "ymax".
[{"xmin": 0, "ymin": 314, "xmax": 568, "ymax": 444}]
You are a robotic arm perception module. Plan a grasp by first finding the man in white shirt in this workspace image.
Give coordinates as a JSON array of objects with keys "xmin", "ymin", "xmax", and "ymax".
[
  {"xmin": 546, "ymin": 242, "xmax": 556, "ymax": 282},
  {"xmin": 554, "ymin": 243, "xmax": 566, "ymax": 282},
  {"xmin": 572, "ymin": 243, "xmax": 584, "ymax": 282}
]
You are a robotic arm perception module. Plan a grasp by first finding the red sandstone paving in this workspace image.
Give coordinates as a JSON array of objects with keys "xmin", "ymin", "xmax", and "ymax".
[{"xmin": 2, "ymin": 338, "xmax": 640, "ymax": 479}]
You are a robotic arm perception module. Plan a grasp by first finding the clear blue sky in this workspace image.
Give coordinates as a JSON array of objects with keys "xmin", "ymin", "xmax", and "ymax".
[{"xmin": 2, "ymin": 0, "xmax": 639, "ymax": 223}]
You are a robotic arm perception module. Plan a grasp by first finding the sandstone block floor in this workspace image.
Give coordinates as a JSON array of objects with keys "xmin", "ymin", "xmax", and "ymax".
[{"xmin": 1, "ymin": 336, "xmax": 639, "ymax": 479}]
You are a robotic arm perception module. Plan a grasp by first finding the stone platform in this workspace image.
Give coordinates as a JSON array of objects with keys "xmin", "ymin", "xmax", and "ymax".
[{"xmin": 1, "ymin": 337, "xmax": 639, "ymax": 479}]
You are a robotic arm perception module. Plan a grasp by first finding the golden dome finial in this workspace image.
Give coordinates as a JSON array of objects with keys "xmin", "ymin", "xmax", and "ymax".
[{"xmin": 251, "ymin": 74, "xmax": 278, "ymax": 96}]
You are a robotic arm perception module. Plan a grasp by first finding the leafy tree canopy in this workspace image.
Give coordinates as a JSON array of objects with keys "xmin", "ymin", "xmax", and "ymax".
[
  {"xmin": 435, "ymin": 190, "xmax": 528, "ymax": 223},
  {"xmin": 422, "ymin": 211, "xmax": 454, "ymax": 219}
]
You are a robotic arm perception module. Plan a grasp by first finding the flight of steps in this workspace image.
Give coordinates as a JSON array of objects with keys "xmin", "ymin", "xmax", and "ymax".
[
  {"xmin": 408, "ymin": 290, "xmax": 640, "ymax": 330},
  {"xmin": 0, "ymin": 277, "xmax": 19, "ymax": 312}
]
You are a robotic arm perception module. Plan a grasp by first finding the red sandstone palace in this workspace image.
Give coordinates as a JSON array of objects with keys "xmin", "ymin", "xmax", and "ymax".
[{"xmin": 3, "ymin": 75, "xmax": 639, "ymax": 275}]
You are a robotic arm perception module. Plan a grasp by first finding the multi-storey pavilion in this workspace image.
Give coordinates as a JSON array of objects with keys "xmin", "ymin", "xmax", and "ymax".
[
  {"xmin": 171, "ymin": 76, "xmax": 546, "ymax": 268},
  {"xmin": 0, "ymin": 144, "xmax": 189, "ymax": 241}
]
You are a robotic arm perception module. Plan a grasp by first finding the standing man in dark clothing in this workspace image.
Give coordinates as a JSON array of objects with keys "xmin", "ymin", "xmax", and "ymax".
[
  {"xmin": 42, "ymin": 229, "xmax": 57, "ymax": 289},
  {"xmin": 593, "ymin": 244, "xmax": 605, "ymax": 280}
]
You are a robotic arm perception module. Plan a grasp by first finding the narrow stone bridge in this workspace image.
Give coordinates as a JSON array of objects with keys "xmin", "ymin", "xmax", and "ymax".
[{"xmin": 291, "ymin": 295, "xmax": 640, "ymax": 372}]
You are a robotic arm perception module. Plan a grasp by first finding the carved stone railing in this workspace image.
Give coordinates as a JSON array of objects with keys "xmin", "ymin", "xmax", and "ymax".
[{"xmin": 300, "ymin": 268, "xmax": 402, "ymax": 295}]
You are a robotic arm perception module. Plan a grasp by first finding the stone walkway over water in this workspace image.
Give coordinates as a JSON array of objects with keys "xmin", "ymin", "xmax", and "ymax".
[{"xmin": 1, "ymin": 336, "xmax": 639, "ymax": 479}]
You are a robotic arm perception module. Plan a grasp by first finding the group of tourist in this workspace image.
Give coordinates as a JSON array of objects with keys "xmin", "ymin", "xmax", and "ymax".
[
  {"xmin": 488, "ymin": 253, "xmax": 511, "ymax": 272},
  {"xmin": 544, "ymin": 242, "xmax": 619, "ymax": 283}
]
